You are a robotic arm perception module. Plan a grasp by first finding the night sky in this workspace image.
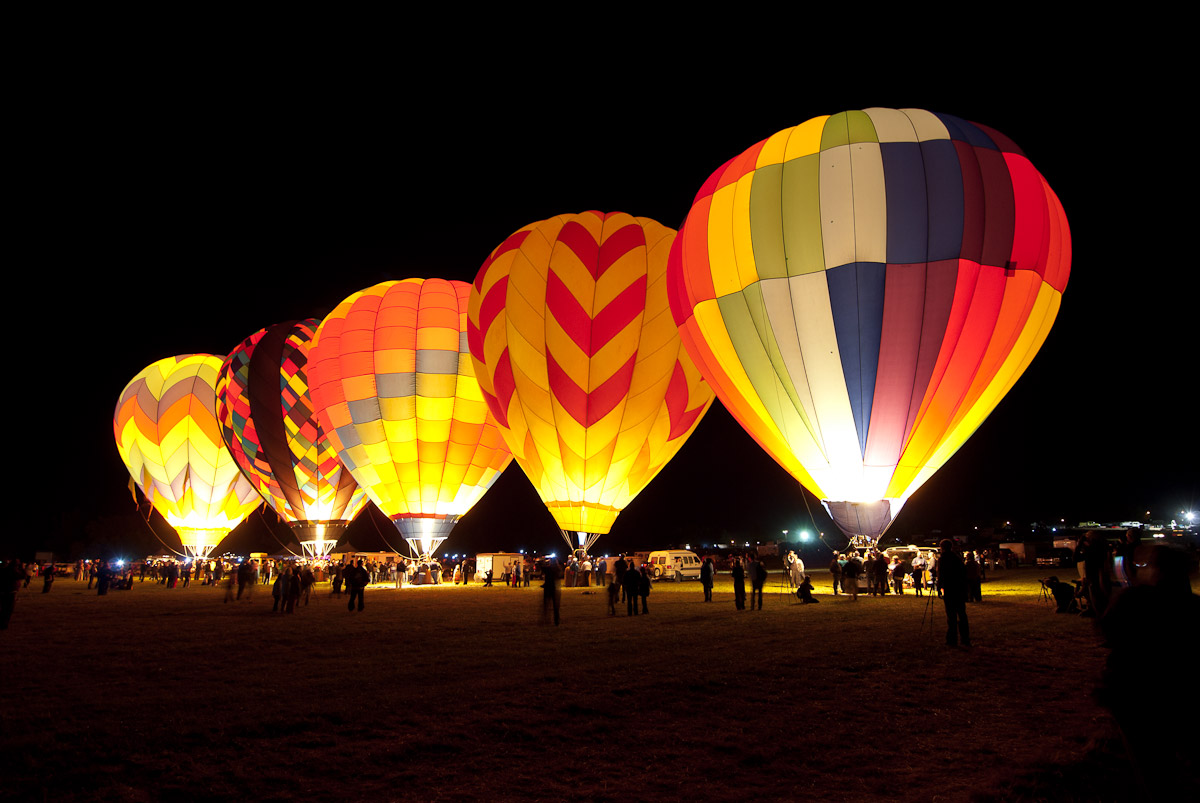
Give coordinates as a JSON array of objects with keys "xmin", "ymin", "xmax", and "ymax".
[{"xmin": 18, "ymin": 43, "xmax": 1196, "ymax": 560}]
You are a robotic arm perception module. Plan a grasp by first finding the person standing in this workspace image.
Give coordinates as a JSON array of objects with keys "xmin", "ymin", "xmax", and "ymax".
[
  {"xmin": 751, "ymin": 556, "xmax": 767, "ymax": 610},
  {"xmin": 965, "ymin": 552, "xmax": 982, "ymax": 602},
  {"xmin": 911, "ymin": 553, "xmax": 926, "ymax": 596},
  {"xmin": 829, "ymin": 555, "xmax": 842, "ymax": 595},
  {"xmin": 606, "ymin": 577, "xmax": 619, "ymax": 615},
  {"xmin": 936, "ymin": 540, "xmax": 970, "ymax": 647},
  {"xmin": 346, "ymin": 559, "xmax": 368, "ymax": 612},
  {"xmin": 700, "ymin": 557, "xmax": 715, "ymax": 602},
  {"xmin": 638, "ymin": 566, "xmax": 651, "ymax": 615},
  {"xmin": 732, "ymin": 558, "xmax": 746, "ymax": 611},
  {"xmin": 622, "ymin": 563, "xmax": 641, "ymax": 616},
  {"xmin": 841, "ymin": 553, "xmax": 859, "ymax": 601},
  {"xmin": 41, "ymin": 564, "xmax": 55, "ymax": 594},
  {"xmin": 541, "ymin": 559, "xmax": 561, "ymax": 625},
  {"xmin": 615, "ymin": 555, "xmax": 628, "ymax": 603}
]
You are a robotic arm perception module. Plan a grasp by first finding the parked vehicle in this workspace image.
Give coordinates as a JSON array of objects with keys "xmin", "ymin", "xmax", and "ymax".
[{"xmin": 645, "ymin": 550, "xmax": 702, "ymax": 581}]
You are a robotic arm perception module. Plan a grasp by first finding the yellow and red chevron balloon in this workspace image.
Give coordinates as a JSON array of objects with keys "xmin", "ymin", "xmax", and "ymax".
[
  {"xmin": 468, "ymin": 211, "xmax": 715, "ymax": 537},
  {"xmin": 308, "ymin": 279, "xmax": 512, "ymax": 554},
  {"xmin": 114, "ymin": 355, "xmax": 263, "ymax": 556},
  {"xmin": 216, "ymin": 320, "xmax": 368, "ymax": 545}
]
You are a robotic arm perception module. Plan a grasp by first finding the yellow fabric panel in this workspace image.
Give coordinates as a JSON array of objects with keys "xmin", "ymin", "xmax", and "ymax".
[
  {"xmin": 707, "ymin": 182, "xmax": 743, "ymax": 298},
  {"xmin": 781, "ymin": 116, "xmax": 829, "ymax": 162},
  {"xmin": 755, "ymin": 127, "xmax": 793, "ymax": 169},
  {"xmin": 416, "ymin": 374, "xmax": 457, "ymax": 402},
  {"xmin": 378, "ymin": 396, "xmax": 415, "ymax": 422},
  {"xmin": 731, "ymin": 171, "xmax": 759, "ymax": 292}
]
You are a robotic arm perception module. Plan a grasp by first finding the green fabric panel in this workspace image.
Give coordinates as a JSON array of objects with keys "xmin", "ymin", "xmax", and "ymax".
[
  {"xmin": 779, "ymin": 152, "xmax": 824, "ymax": 276},
  {"xmin": 715, "ymin": 293, "xmax": 793, "ymax": 442},
  {"xmin": 845, "ymin": 109, "xmax": 879, "ymax": 144},
  {"xmin": 742, "ymin": 281, "xmax": 812, "ymax": 437},
  {"xmin": 748, "ymin": 164, "xmax": 787, "ymax": 280},
  {"xmin": 820, "ymin": 112, "xmax": 850, "ymax": 150}
]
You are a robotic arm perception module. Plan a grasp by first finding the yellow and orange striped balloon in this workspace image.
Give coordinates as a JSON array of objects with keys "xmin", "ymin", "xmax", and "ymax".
[
  {"xmin": 114, "ymin": 355, "xmax": 263, "ymax": 556},
  {"xmin": 468, "ymin": 211, "xmax": 715, "ymax": 538},
  {"xmin": 308, "ymin": 279, "xmax": 512, "ymax": 555}
]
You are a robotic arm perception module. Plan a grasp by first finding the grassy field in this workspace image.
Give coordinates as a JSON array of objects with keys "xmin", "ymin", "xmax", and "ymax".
[{"xmin": 0, "ymin": 569, "xmax": 1158, "ymax": 801}]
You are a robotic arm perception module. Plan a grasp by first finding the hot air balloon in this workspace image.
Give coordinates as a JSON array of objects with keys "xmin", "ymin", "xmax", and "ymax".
[
  {"xmin": 216, "ymin": 320, "xmax": 369, "ymax": 559},
  {"xmin": 667, "ymin": 109, "xmax": 1070, "ymax": 547},
  {"xmin": 114, "ymin": 354, "xmax": 264, "ymax": 557},
  {"xmin": 308, "ymin": 278, "xmax": 512, "ymax": 559},
  {"xmin": 468, "ymin": 211, "xmax": 715, "ymax": 554}
]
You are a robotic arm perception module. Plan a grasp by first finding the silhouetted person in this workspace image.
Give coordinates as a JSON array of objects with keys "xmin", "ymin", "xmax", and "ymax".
[
  {"xmin": 750, "ymin": 557, "xmax": 767, "ymax": 610},
  {"xmin": 1082, "ymin": 530, "xmax": 1112, "ymax": 617},
  {"xmin": 700, "ymin": 558, "xmax": 714, "ymax": 602},
  {"xmin": 732, "ymin": 558, "xmax": 746, "ymax": 610},
  {"xmin": 1042, "ymin": 576, "xmax": 1078, "ymax": 613},
  {"xmin": 1098, "ymin": 545, "xmax": 1199, "ymax": 799},
  {"xmin": 622, "ymin": 563, "xmax": 640, "ymax": 616},
  {"xmin": 842, "ymin": 554, "xmax": 860, "ymax": 601},
  {"xmin": 41, "ymin": 564, "xmax": 55, "ymax": 594},
  {"xmin": 615, "ymin": 555, "xmax": 628, "ymax": 603},
  {"xmin": 96, "ymin": 560, "xmax": 112, "ymax": 596},
  {"xmin": 638, "ymin": 566, "xmax": 650, "ymax": 614},
  {"xmin": 794, "ymin": 575, "xmax": 818, "ymax": 603},
  {"xmin": 541, "ymin": 559, "xmax": 561, "ymax": 625},
  {"xmin": 828, "ymin": 555, "xmax": 842, "ymax": 595},
  {"xmin": 936, "ymin": 540, "xmax": 970, "ymax": 647},
  {"xmin": 346, "ymin": 560, "xmax": 368, "ymax": 612}
]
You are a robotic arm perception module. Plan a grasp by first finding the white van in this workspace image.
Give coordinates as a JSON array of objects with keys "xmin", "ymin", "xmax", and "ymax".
[{"xmin": 645, "ymin": 550, "xmax": 702, "ymax": 581}]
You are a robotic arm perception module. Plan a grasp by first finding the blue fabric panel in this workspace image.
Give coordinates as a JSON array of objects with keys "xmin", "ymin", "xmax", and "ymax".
[
  {"xmin": 933, "ymin": 112, "xmax": 998, "ymax": 150},
  {"xmin": 827, "ymin": 262, "xmax": 887, "ymax": 456},
  {"xmin": 922, "ymin": 139, "xmax": 965, "ymax": 261},
  {"xmin": 881, "ymin": 142, "xmax": 928, "ymax": 265}
]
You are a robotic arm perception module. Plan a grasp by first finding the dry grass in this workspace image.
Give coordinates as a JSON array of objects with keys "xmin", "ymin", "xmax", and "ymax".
[{"xmin": 0, "ymin": 570, "xmax": 1153, "ymax": 801}]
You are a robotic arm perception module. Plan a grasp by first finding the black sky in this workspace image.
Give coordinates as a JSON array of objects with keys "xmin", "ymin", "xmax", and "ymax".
[{"xmin": 16, "ymin": 35, "xmax": 1197, "ymax": 559}]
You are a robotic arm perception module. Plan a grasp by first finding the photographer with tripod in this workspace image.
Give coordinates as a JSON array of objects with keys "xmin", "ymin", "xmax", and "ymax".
[{"xmin": 1041, "ymin": 576, "xmax": 1079, "ymax": 613}]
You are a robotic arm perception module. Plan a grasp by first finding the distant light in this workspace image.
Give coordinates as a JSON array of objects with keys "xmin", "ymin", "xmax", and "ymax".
[
  {"xmin": 1185, "ymin": 511, "xmax": 1196, "ymax": 522},
  {"xmin": 799, "ymin": 530, "xmax": 810, "ymax": 542},
  {"xmin": 115, "ymin": 560, "xmax": 124, "ymax": 567}
]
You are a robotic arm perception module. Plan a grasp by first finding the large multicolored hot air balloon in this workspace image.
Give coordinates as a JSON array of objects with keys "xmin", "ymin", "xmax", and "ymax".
[
  {"xmin": 216, "ymin": 320, "xmax": 369, "ymax": 558},
  {"xmin": 468, "ymin": 211, "xmax": 715, "ymax": 553},
  {"xmin": 114, "ymin": 354, "xmax": 264, "ymax": 557},
  {"xmin": 308, "ymin": 278, "xmax": 512, "ymax": 558},
  {"xmin": 668, "ymin": 109, "xmax": 1070, "ymax": 546}
]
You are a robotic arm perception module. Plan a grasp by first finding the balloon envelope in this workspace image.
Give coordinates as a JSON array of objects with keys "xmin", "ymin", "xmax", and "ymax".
[
  {"xmin": 114, "ymin": 354, "xmax": 263, "ymax": 556},
  {"xmin": 216, "ymin": 320, "xmax": 368, "ymax": 549},
  {"xmin": 308, "ymin": 278, "xmax": 512, "ymax": 555},
  {"xmin": 668, "ymin": 109, "xmax": 1070, "ymax": 543},
  {"xmin": 468, "ymin": 211, "xmax": 715, "ymax": 538}
]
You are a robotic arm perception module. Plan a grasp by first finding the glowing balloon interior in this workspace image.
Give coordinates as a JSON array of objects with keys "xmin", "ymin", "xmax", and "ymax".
[
  {"xmin": 469, "ymin": 210, "xmax": 715, "ymax": 548},
  {"xmin": 114, "ymin": 355, "xmax": 264, "ymax": 557},
  {"xmin": 216, "ymin": 319, "xmax": 368, "ymax": 551},
  {"xmin": 308, "ymin": 278, "xmax": 512, "ymax": 558},
  {"xmin": 668, "ymin": 109, "xmax": 1070, "ymax": 544}
]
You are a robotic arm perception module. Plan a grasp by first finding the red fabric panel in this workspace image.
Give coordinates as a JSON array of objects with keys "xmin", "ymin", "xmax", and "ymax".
[{"xmin": 864, "ymin": 264, "xmax": 926, "ymax": 467}]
